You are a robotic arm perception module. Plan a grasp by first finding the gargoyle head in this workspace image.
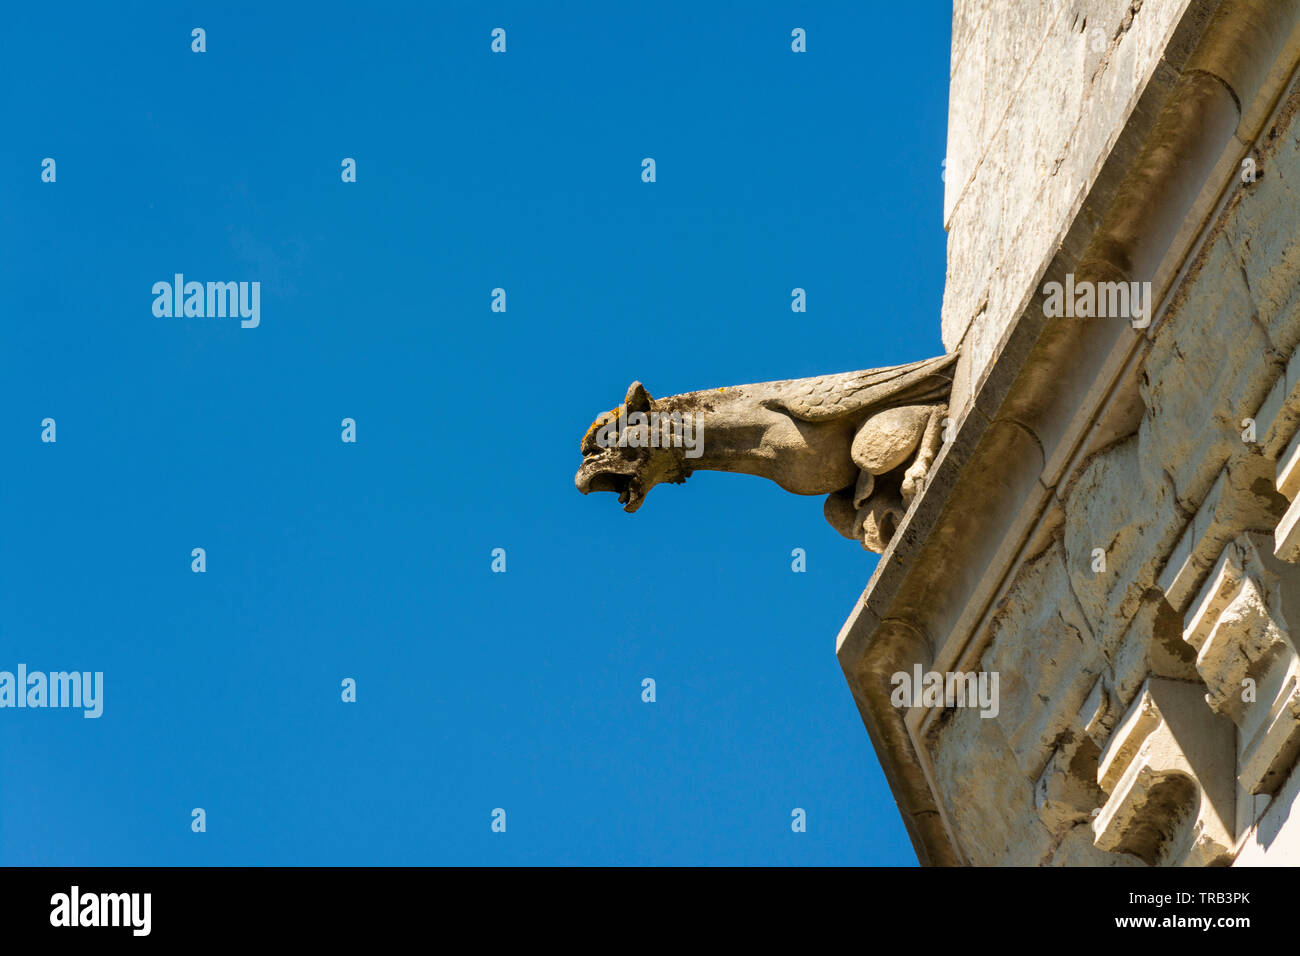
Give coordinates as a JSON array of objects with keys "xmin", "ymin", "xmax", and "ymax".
[{"xmin": 574, "ymin": 382, "xmax": 695, "ymax": 513}]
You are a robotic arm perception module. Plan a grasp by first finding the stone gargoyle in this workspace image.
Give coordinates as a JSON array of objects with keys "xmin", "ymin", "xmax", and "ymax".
[{"xmin": 574, "ymin": 353, "xmax": 957, "ymax": 552}]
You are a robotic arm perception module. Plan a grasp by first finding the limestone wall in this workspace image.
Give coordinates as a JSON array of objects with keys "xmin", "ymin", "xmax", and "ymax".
[{"xmin": 944, "ymin": 0, "xmax": 1193, "ymax": 414}]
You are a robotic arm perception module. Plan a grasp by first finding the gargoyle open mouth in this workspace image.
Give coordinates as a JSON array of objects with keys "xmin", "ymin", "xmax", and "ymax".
[{"xmin": 574, "ymin": 453, "xmax": 647, "ymax": 512}]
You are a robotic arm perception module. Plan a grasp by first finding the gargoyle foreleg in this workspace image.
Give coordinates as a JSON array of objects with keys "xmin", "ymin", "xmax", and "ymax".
[
  {"xmin": 900, "ymin": 406, "xmax": 946, "ymax": 504},
  {"xmin": 846, "ymin": 404, "xmax": 941, "ymax": 552}
]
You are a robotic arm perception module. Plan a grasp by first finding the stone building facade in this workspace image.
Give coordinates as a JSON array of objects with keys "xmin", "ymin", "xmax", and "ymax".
[{"xmin": 836, "ymin": 0, "xmax": 1300, "ymax": 865}]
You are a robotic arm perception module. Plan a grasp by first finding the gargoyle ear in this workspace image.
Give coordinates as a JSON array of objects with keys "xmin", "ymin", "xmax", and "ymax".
[{"xmin": 624, "ymin": 381, "xmax": 654, "ymax": 413}]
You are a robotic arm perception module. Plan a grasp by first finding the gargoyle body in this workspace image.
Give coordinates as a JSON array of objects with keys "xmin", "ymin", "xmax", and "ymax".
[{"xmin": 575, "ymin": 353, "xmax": 956, "ymax": 552}]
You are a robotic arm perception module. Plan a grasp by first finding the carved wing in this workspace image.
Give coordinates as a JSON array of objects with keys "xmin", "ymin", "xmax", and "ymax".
[{"xmin": 764, "ymin": 353, "xmax": 957, "ymax": 422}]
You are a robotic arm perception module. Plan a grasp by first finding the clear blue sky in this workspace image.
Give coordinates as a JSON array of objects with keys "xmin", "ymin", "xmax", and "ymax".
[{"xmin": 0, "ymin": 1, "xmax": 953, "ymax": 865}]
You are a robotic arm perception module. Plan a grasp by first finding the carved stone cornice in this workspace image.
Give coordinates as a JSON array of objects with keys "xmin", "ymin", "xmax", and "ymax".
[
  {"xmin": 1184, "ymin": 533, "xmax": 1300, "ymax": 795},
  {"xmin": 1091, "ymin": 678, "xmax": 1236, "ymax": 866}
]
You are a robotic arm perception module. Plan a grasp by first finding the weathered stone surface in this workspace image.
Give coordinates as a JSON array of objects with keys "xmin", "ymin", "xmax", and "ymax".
[
  {"xmin": 1063, "ymin": 436, "xmax": 1183, "ymax": 640},
  {"xmin": 1140, "ymin": 237, "xmax": 1277, "ymax": 510},
  {"xmin": 1046, "ymin": 822, "xmax": 1146, "ymax": 866},
  {"xmin": 1235, "ymin": 756, "xmax": 1300, "ymax": 864},
  {"xmin": 1157, "ymin": 451, "xmax": 1288, "ymax": 611},
  {"xmin": 944, "ymin": 0, "xmax": 990, "ymax": 225},
  {"xmin": 1109, "ymin": 590, "xmax": 1200, "ymax": 709},
  {"xmin": 1035, "ymin": 732, "xmax": 1106, "ymax": 831},
  {"xmin": 1222, "ymin": 84, "xmax": 1300, "ymax": 354},
  {"xmin": 942, "ymin": 0, "xmax": 1190, "ymax": 394},
  {"xmin": 1093, "ymin": 677, "xmax": 1237, "ymax": 866},
  {"xmin": 981, "ymin": 541, "xmax": 1102, "ymax": 777},
  {"xmin": 1276, "ymin": 426, "xmax": 1300, "ymax": 560},
  {"xmin": 1184, "ymin": 533, "xmax": 1300, "ymax": 796},
  {"xmin": 926, "ymin": 702, "xmax": 1054, "ymax": 865},
  {"xmin": 1255, "ymin": 347, "xmax": 1300, "ymax": 462}
]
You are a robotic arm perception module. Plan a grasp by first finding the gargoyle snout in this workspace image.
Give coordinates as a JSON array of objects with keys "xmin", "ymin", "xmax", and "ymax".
[{"xmin": 574, "ymin": 451, "xmax": 649, "ymax": 511}]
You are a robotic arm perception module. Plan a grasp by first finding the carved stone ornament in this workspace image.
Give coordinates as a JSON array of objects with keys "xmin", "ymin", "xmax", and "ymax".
[
  {"xmin": 1092, "ymin": 677, "xmax": 1236, "ymax": 867},
  {"xmin": 575, "ymin": 353, "xmax": 957, "ymax": 553},
  {"xmin": 1184, "ymin": 533, "xmax": 1300, "ymax": 796}
]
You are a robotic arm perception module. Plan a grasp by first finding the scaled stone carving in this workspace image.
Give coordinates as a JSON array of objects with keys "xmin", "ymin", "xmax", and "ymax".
[{"xmin": 575, "ymin": 354, "xmax": 957, "ymax": 552}]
